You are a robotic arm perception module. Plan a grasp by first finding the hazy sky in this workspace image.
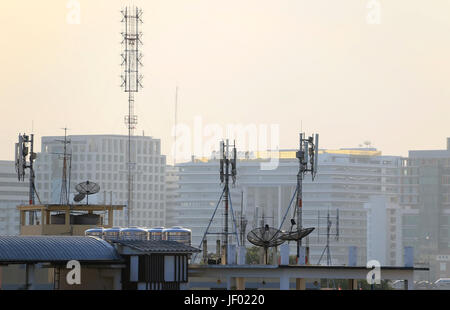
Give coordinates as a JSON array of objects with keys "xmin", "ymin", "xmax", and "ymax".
[{"xmin": 1, "ymin": 1, "xmax": 450, "ymax": 163}]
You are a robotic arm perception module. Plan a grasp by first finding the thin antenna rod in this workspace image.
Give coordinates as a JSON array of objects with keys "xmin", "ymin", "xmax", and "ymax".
[
  {"xmin": 174, "ymin": 85, "xmax": 178, "ymax": 166},
  {"xmin": 59, "ymin": 128, "xmax": 70, "ymax": 205}
]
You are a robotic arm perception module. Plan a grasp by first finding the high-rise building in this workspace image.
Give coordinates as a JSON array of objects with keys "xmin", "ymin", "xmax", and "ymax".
[
  {"xmin": 34, "ymin": 135, "xmax": 166, "ymax": 228},
  {"xmin": 400, "ymin": 138, "xmax": 450, "ymax": 281},
  {"xmin": 365, "ymin": 196, "xmax": 403, "ymax": 266},
  {"xmin": 165, "ymin": 165, "xmax": 179, "ymax": 228},
  {"xmin": 175, "ymin": 148, "xmax": 403, "ymax": 265},
  {"xmin": 0, "ymin": 161, "xmax": 29, "ymax": 235}
]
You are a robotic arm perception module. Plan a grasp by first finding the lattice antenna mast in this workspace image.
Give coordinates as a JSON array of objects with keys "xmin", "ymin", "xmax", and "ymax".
[
  {"xmin": 317, "ymin": 209, "xmax": 340, "ymax": 266},
  {"xmin": 55, "ymin": 128, "xmax": 71, "ymax": 205},
  {"xmin": 193, "ymin": 140, "xmax": 239, "ymax": 264},
  {"xmin": 219, "ymin": 140, "xmax": 237, "ymax": 264},
  {"xmin": 295, "ymin": 132, "xmax": 319, "ymax": 264},
  {"xmin": 121, "ymin": 6, "xmax": 143, "ymax": 227}
]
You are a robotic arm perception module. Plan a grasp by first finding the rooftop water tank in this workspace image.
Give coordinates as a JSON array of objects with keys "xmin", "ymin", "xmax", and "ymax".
[
  {"xmin": 163, "ymin": 226, "xmax": 192, "ymax": 246},
  {"xmin": 147, "ymin": 227, "xmax": 164, "ymax": 241},
  {"xmin": 103, "ymin": 227, "xmax": 122, "ymax": 241},
  {"xmin": 120, "ymin": 227, "xmax": 148, "ymax": 241},
  {"xmin": 85, "ymin": 227, "xmax": 104, "ymax": 238}
]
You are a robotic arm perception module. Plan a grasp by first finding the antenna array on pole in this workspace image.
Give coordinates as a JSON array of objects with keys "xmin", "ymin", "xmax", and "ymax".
[
  {"xmin": 121, "ymin": 6, "xmax": 143, "ymax": 227},
  {"xmin": 294, "ymin": 132, "xmax": 319, "ymax": 265},
  {"xmin": 15, "ymin": 133, "xmax": 37, "ymax": 205},
  {"xmin": 194, "ymin": 140, "xmax": 239, "ymax": 265},
  {"xmin": 15, "ymin": 133, "xmax": 40, "ymax": 224},
  {"xmin": 220, "ymin": 140, "xmax": 237, "ymax": 264}
]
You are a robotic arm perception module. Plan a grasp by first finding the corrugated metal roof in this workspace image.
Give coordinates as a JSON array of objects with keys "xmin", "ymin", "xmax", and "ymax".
[
  {"xmin": 0, "ymin": 236, "xmax": 122, "ymax": 263},
  {"xmin": 113, "ymin": 240, "xmax": 201, "ymax": 254}
]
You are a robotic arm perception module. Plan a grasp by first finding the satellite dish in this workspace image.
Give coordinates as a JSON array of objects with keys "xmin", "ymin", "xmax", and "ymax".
[
  {"xmin": 247, "ymin": 225, "xmax": 285, "ymax": 264},
  {"xmin": 280, "ymin": 227, "xmax": 315, "ymax": 241},
  {"xmin": 75, "ymin": 181, "xmax": 100, "ymax": 205},
  {"xmin": 73, "ymin": 192, "xmax": 86, "ymax": 203},
  {"xmin": 75, "ymin": 180, "xmax": 100, "ymax": 195}
]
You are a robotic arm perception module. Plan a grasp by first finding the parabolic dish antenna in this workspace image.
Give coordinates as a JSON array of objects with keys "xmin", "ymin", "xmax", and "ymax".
[
  {"xmin": 73, "ymin": 192, "xmax": 86, "ymax": 203},
  {"xmin": 247, "ymin": 225, "xmax": 285, "ymax": 264},
  {"xmin": 74, "ymin": 180, "xmax": 100, "ymax": 205},
  {"xmin": 280, "ymin": 227, "xmax": 315, "ymax": 241}
]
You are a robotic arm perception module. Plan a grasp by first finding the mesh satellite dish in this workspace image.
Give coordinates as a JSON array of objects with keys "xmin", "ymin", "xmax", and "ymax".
[
  {"xmin": 73, "ymin": 192, "xmax": 86, "ymax": 203},
  {"xmin": 74, "ymin": 181, "xmax": 100, "ymax": 205},
  {"xmin": 247, "ymin": 225, "xmax": 285, "ymax": 264},
  {"xmin": 280, "ymin": 227, "xmax": 315, "ymax": 241}
]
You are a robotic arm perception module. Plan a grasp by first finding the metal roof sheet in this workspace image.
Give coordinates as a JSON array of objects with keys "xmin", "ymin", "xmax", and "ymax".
[
  {"xmin": 0, "ymin": 236, "xmax": 122, "ymax": 263},
  {"xmin": 113, "ymin": 240, "xmax": 201, "ymax": 254}
]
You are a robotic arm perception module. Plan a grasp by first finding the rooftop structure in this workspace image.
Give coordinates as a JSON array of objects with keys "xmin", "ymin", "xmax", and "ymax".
[
  {"xmin": 0, "ymin": 236, "xmax": 121, "ymax": 263},
  {"xmin": 17, "ymin": 203, "xmax": 124, "ymax": 236},
  {"xmin": 0, "ymin": 236, "xmax": 199, "ymax": 290}
]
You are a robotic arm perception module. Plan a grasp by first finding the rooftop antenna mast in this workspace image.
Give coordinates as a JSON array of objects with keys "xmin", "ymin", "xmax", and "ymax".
[
  {"xmin": 221, "ymin": 139, "xmax": 237, "ymax": 264},
  {"xmin": 56, "ymin": 128, "xmax": 71, "ymax": 205},
  {"xmin": 194, "ymin": 140, "xmax": 239, "ymax": 264},
  {"xmin": 15, "ymin": 133, "xmax": 40, "ymax": 223},
  {"xmin": 317, "ymin": 209, "xmax": 340, "ymax": 266},
  {"xmin": 294, "ymin": 132, "xmax": 319, "ymax": 264},
  {"xmin": 239, "ymin": 191, "xmax": 248, "ymax": 247},
  {"xmin": 173, "ymin": 85, "xmax": 178, "ymax": 166},
  {"xmin": 15, "ymin": 133, "xmax": 38, "ymax": 204},
  {"xmin": 121, "ymin": 6, "xmax": 143, "ymax": 227}
]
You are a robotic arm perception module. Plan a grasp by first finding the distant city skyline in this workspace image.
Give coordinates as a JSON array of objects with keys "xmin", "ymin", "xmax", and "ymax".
[{"xmin": 2, "ymin": 1, "xmax": 450, "ymax": 164}]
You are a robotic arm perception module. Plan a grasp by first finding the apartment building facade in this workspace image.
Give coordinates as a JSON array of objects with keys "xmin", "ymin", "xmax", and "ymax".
[
  {"xmin": 0, "ymin": 161, "xmax": 29, "ymax": 235},
  {"xmin": 175, "ymin": 148, "xmax": 403, "ymax": 266},
  {"xmin": 34, "ymin": 135, "xmax": 166, "ymax": 228},
  {"xmin": 400, "ymin": 138, "xmax": 450, "ymax": 281}
]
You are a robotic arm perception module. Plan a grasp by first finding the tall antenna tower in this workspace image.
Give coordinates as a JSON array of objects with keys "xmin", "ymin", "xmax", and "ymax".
[
  {"xmin": 220, "ymin": 139, "xmax": 237, "ymax": 263},
  {"xmin": 294, "ymin": 133, "xmax": 319, "ymax": 264},
  {"xmin": 194, "ymin": 140, "xmax": 239, "ymax": 265},
  {"xmin": 121, "ymin": 6, "xmax": 143, "ymax": 227}
]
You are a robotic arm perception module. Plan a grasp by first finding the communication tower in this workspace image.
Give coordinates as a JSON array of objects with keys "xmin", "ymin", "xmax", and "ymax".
[
  {"xmin": 195, "ymin": 140, "xmax": 240, "ymax": 264},
  {"xmin": 120, "ymin": 6, "xmax": 143, "ymax": 226},
  {"xmin": 294, "ymin": 133, "xmax": 319, "ymax": 264},
  {"xmin": 15, "ymin": 133, "xmax": 39, "ymax": 205}
]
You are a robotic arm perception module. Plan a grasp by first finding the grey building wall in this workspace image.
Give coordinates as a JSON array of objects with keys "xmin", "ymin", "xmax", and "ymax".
[
  {"xmin": 34, "ymin": 135, "xmax": 166, "ymax": 228},
  {"xmin": 0, "ymin": 161, "xmax": 29, "ymax": 235},
  {"xmin": 175, "ymin": 148, "xmax": 403, "ymax": 266}
]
